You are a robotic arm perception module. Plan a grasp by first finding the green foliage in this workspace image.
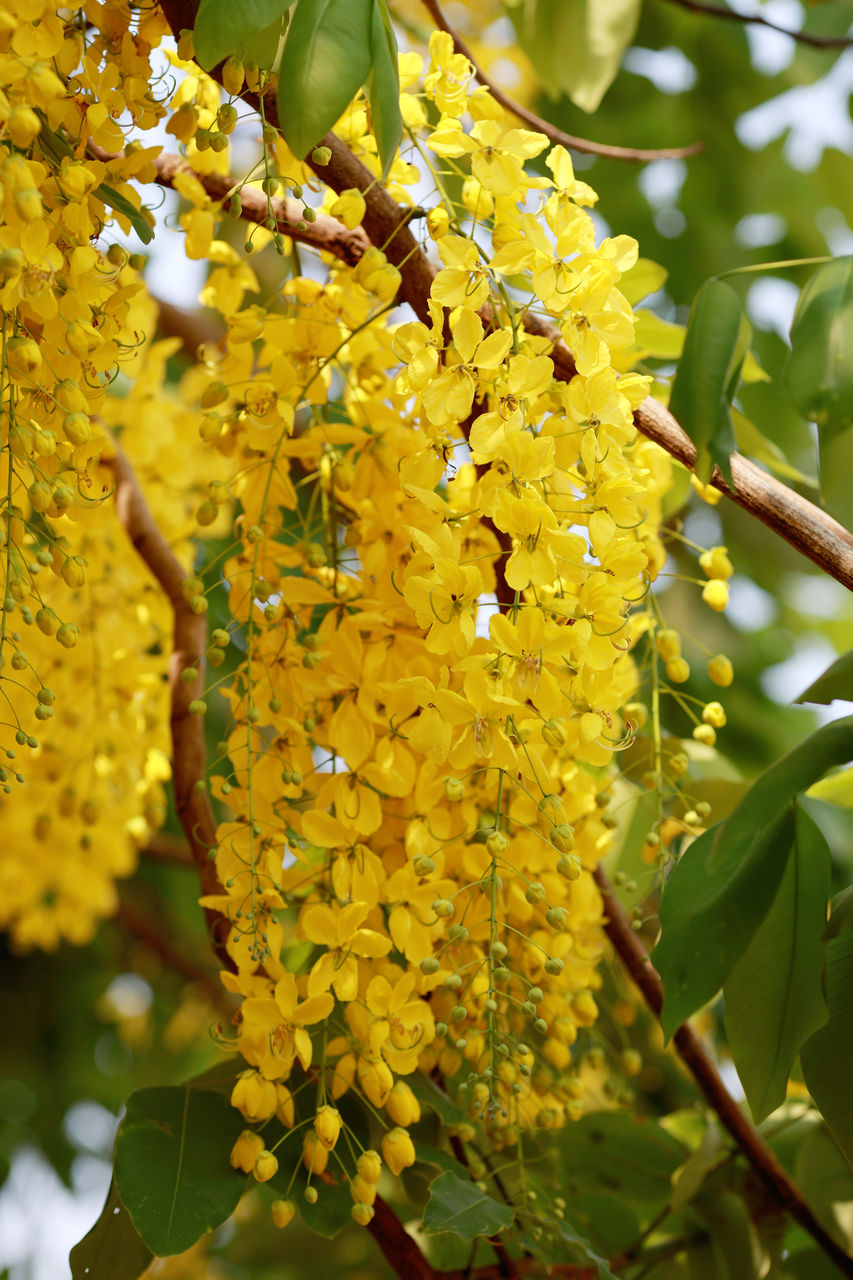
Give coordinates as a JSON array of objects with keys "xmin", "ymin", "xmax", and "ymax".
[
  {"xmin": 507, "ymin": 0, "xmax": 642, "ymax": 112},
  {"xmin": 114, "ymin": 1086, "xmax": 246, "ymax": 1255},
  {"xmin": 367, "ymin": 0, "xmax": 402, "ymax": 178},
  {"xmin": 559, "ymin": 1110, "xmax": 686, "ymax": 1204},
  {"xmin": 797, "ymin": 649, "xmax": 853, "ymax": 706},
  {"xmin": 276, "ymin": 0, "xmax": 375, "ymax": 157},
  {"xmin": 668, "ymin": 277, "xmax": 751, "ymax": 483},
  {"xmin": 654, "ymin": 716, "xmax": 853, "ymax": 1037},
  {"xmin": 422, "ymin": 1170, "xmax": 514, "ymax": 1238},
  {"xmin": 69, "ymin": 1180, "xmax": 152, "ymax": 1280},
  {"xmin": 724, "ymin": 803, "xmax": 830, "ymax": 1122},
  {"xmin": 785, "ymin": 256, "xmax": 853, "ymax": 529},
  {"xmin": 192, "ymin": 0, "xmax": 293, "ymax": 69},
  {"xmin": 801, "ymin": 931, "xmax": 853, "ymax": 1168}
]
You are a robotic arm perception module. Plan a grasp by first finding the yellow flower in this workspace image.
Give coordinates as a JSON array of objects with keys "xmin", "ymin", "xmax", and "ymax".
[
  {"xmin": 365, "ymin": 972, "xmax": 435, "ymax": 1073},
  {"xmin": 300, "ymin": 901, "xmax": 391, "ymax": 1002}
]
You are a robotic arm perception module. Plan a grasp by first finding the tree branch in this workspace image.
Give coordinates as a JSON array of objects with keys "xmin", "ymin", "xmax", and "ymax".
[
  {"xmin": 593, "ymin": 867, "xmax": 853, "ymax": 1279},
  {"xmin": 420, "ymin": 0, "xmax": 704, "ymax": 162},
  {"xmin": 108, "ymin": 443, "xmax": 233, "ymax": 971},
  {"xmin": 658, "ymin": 0, "xmax": 853, "ymax": 49}
]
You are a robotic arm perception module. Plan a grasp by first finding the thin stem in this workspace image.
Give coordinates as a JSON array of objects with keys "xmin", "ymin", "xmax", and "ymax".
[
  {"xmin": 657, "ymin": 0, "xmax": 853, "ymax": 50},
  {"xmin": 420, "ymin": 0, "xmax": 704, "ymax": 162}
]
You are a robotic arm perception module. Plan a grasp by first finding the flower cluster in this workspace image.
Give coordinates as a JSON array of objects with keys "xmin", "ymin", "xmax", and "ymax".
[{"xmin": 173, "ymin": 29, "xmax": 678, "ymax": 1218}]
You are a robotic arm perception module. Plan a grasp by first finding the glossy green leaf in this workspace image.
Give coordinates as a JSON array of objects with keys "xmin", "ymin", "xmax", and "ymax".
[
  {"xmin": 668, "ymin": 277, "xmax": 751, "ymax": 483},
  {"xmin": 796, "ymin": 650, "xmax": 853, "ymax": 705},
  {"xmin": 422, "ymin": 1171, "xmax": 514, "ymax": 1238},
  {"xmin": 193, "ymin": 0, "xmax": 292, "ymax": 69},
  {"xmin": 724, "ymin": 804, "xmax": 830, "ymax": 1122},
  {"xmin": 654, "ymin": 716, "xmax": 853, "ymax": 1038},
  {"xmin": 631, "ymin": 308, "xmax": 685, "ymax": 361},
  {"xmin": 277, "ymin": 0, "xmax": 373, "ymax": 158},
  {"xmin": 367, "ymin": 0, "xmax": 401, "ymax": 179},
  {"xmin": 801, "ymin": 931, "xmax": 853, "ymax": 1168},
  {"xmin": 508, "ymin": 0, "xmax": 641, "ymax": 112},
  {"xmin": 408, "ymin": 1072, "xmax": 467, "ymax": 1126},
  {"xmin": 733, "ymin": 409, "xmax": 818, "ymax": 487},
  {"xmin": 96, "ymin": 185, "xmax": 154, "ymax": 245},
  {"xmin": 70, "ymin": 1180, "xmax": 152, "ymax": 1280},
  {"xmin": 115, "ymin": 1086, "xmax": 246, "ymax": 1256},
  {"xmin": 560, "ymin": 1111, "xmax": 686, "ymax": 1203}
]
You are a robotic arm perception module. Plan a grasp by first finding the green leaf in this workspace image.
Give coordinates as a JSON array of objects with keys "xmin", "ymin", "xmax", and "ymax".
[
  {"xmin": 181, "ymin": 1058, "xmax": 243, "ymax": 1095},
  {"xmin": 724, "ymin": 804, "xmax": 830, "ymax": 1122},
  {"xmin": 654, "ymin": 715, "xmax": 853, "ymax": 1038},
  {"xmin": 620, "ymin": 257, "xmax": 668, "ymax": 307},
  {"xmin": 517, "ymin": 1215, "xmax": 620, "ymax": 1280},
  {"xmin": 797, "ymin": 650, "xmax": 853, "ymax": 707},
  {"xmin": 733, "ymin": 409, "xmax": 818, "ymax": 488},
  {"xmin": 96, "ymin": 185, "xmax": 154, "ymax": 245},
  {"xmin": 114, "ymin": 1086, "xmax": 246, "ymax": 1256},
  {"xmin": 808, "ymin": 767, "xmax": 853, "ymax": 810},
  {"xmin": 801, "ymin": 930, "xmax": 853, "ymax": 1168},
  {"xmin": 785, "ymin": 255, "xmax": 853, "ymax": 529},
  {"xmin": 688, "ymin": 1190, "xmax": 761, "ymax": 1280},
  {"xmin": 407, "ymin": 1072, "xmax": 467, "ymax": 1126},
  {"xmin": 824, "ymin": 886, "xmax": 853, "ymax": 941},
  {"xmin": 785, "ymin": 255, "xmax": 853, "ymax": 429},
  {"xmin": 668, "ymin": 278, "xmax": 751, "ymax": 484},
  {"xmin": 277, "ymin": 0, "xmax": 373, "ymax": 159},
  {"xmin": 422, "ymin": 1171, "xmax": 514, "ymax": 1238},
  {"xmin": 794, "ymin": 1125, "xmax": 853, "ymax": 1251},
  {"xmin": 560, "ymin": 1111, "xmax": 686, "ymax": 1204},
  {"xmin": 70, "ymin": 1180, "xmax": 152, "ymax": 1280},
  {"xmin": 508, "ymin": 0, "xmax": 641, "ymax": 112},
  {"xmin": 193, "ymin": 0, "xmax": 292, "ymax": 70},
  {"xmin": 631, "ymin": 308, "xmax": 685, "ymax": 361},
  {"xmin": 367, "ymin": 0, "xmax": 401, "ymax": 179}
]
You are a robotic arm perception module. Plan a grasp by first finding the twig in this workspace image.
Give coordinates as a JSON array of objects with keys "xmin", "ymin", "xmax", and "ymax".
[
  {"xmin": 115, "ymin": 898, "xmax": 228, "ymax": 1007},
  {"xmin": 531, "ymin": 317, "xmax": 853, "ymax": 592},
  {"xmin": 658, "ymin": 0, "xmax": 853, "ymax": 49},
  {"xmin": 420, "ymin": 0, "xmax": 704, "ymax": 162},
  {"xmin": 89, "ymin": 143, "xmax": 371, "ymax": 266},
  {"xmin": 593, "ymin": 867, "xmax": 853, "ymax": 1279},
  {"xmin": 108, "ymin": 443, "xmax": 233, "ymax": 971}
]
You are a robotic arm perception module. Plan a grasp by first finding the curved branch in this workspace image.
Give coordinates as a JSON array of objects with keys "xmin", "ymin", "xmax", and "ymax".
[
  {"xmin": 593, "ymin": 867, "xmax": 853, "ymax": 1279},
  {"xmin": 420, "ymin": 0, "xmax": 704, "ymax": 162},
  {"xmin": 658, "ymin": 0, "xmax": 853, "ymax": 49},
  {"xmin": 108, "ymin": 443, "xmax": 233, "ymax": 971}
]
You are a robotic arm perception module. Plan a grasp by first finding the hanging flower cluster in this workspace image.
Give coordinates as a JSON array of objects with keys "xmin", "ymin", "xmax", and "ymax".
[
  {"xmin": 0, "ymin": 0, "xmax": 739, "ymax": 1230},
  {"xmin": 175, "ymin": 29, "xmax": 681, "ymax": 1218}
]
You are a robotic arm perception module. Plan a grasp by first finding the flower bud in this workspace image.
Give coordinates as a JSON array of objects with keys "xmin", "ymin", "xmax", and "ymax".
[
  {"xmin": 707, "ymin": 654, "xmax": 733, "ymax": 687},
  {"xmin": 357, "ymin": 1149, "xmax": 382, "ymax": 1184},
  {"xmin": 314, "ymin": 1104, "xmax": 342, "ymax": 1151},
  {"xmin": 253, "ymin": 1150, "xmax": 279, "ymax": 1182},
  {"xmin": 231, "ymin": 1069, "xmax": 278, "ymax": 1122},
  {"xmin": 271, "ymin": 1199, "xmax": 295, "ymax": 1228},
  {"xmin": 542, "ymin": 718, "xmax": 568, "ymax": 750},
  {"xmin": 302, "ymin": 1131, "xmax": 329, "ymax": 1175},
  {"xmin": 230, "ymin": 1129, "xmax": 264, "ymax": 1173},
  {"xmin": 385, "ymin": 1081, "xmax": 421, "ymax": 1128},
  {"xmin": 381, "ymin": 1127, "xmax": 416, "ymax": 1176},
  {"xmin": 352, "ymin": 1203, "xmax": 374, "ymax": 1225}
]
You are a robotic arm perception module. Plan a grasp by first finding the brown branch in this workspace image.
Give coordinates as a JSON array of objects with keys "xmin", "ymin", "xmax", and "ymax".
[
  {"xmin": 658, "ymin": 0, "xmax": 853, "ymax": 49},
  {"xmin": 368, "ymin": 1195, "xmax": 439, "ymax": 1280},
  {"xmin": 155, "ymin": 296, "xmax": 222, "ymax": 360},
  {"xmin": 108, "ymin": 443, "xmax": 233, "ymax": 971},
  {"xmin": 420, "ymin": 0, "xmax": 704, "ymax": 162},
  {"xmin": 593, "ymin": 867, "xmax": 853, "ymax": 1279},
  {"xmin": 529, "ymin": 315, "xmax": 853, "ymax": 591},
  {"xmin": 90, "ymin": 142, "xmax": 371, "ymax": 266},
  {"xmin": 115, "ymin": 898, "xmax": 228, "ymax": 1008}
]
